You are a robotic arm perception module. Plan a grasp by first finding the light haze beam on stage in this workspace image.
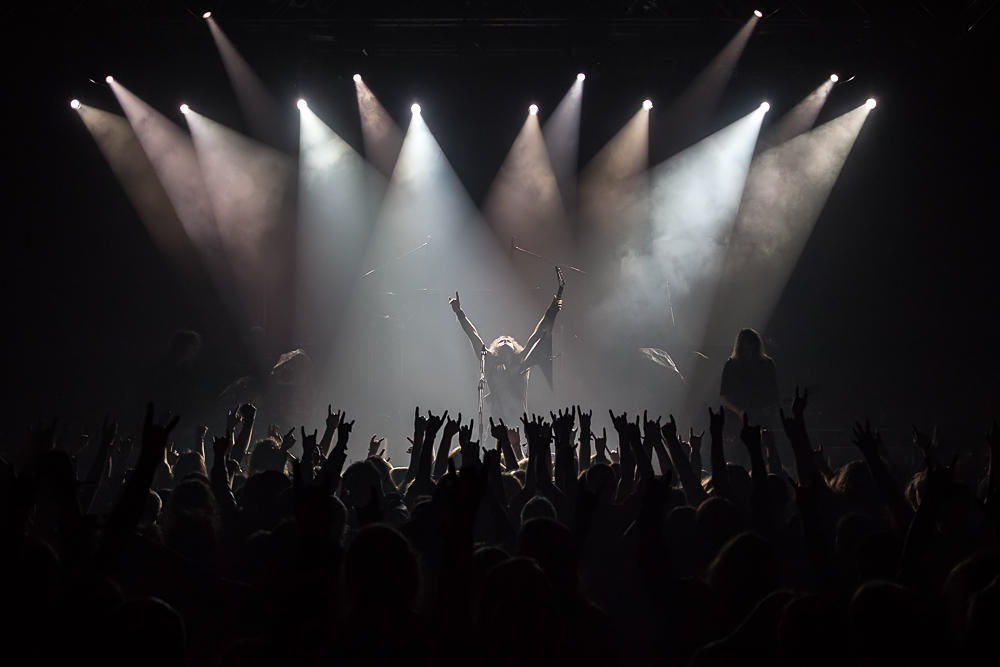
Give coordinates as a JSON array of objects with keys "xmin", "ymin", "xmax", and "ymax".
[
  {"xmin": 354, "ymin": 75, "xmax": 404, "ymax": 179},
  {"xmin": 577, "ymin": 105, "xmax": 650, "ymax": 250},
  {"xmin": 326, "ymin": 108, "xmax": 534, "ymax": 452},
  {"xmin": 183, "ymin": 108, "xmax": 297, "ymax": 350},
  {"xmin": 205, "ymin": 15, "xmax": 286, "ymax": 149},
  {"xmin": 592, "ymin": 105, "xmax": 767, "ymax": 351},
  {"xmin": 705, "ymin": 102, "xmax": 875, "ymax": 344},
  {"xmin": 655, "ymin": 13, "xmax": 760, "ymax": 158},
  {"xmin": 542, "ymin": 75, "xmax": 584, "ymax": 213},
  {"xmin": 75, "ymin": 104, "xmax": 203, "ymax": 281},
  {"xmin": 295, "ymin": 104, "xmax": 385, "ymax": 373},
  {"xmin": 757, "ymin": 78, "xmax": 835, "ymax": 152},
  {"xmin": 106, "ymin": 80, "xmax": 230, "ymax": 283},
  {"xmin": 483, "ymin": 109, "xmax": 575, "ymax": 296}
]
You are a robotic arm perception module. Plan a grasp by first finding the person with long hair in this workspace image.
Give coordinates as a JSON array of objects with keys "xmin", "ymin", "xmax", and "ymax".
[
  {"xmin": 720, "ymin": 328, "xmax": 779, "ymax": 428},
  {"xmin": 449, "ymin": 284, "xmax": 562, "ymax": 426}
]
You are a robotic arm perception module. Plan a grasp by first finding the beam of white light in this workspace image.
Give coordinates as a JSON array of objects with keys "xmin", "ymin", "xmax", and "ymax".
[
  {"xmin": 354, "ymin": 77, "xmax": 404, "ymax": 179},
  {"xmin": 327, "ymin": 110, "xmax": 534, "ymax": 451},
  {"xmin": 754, "ymin": 9, "xmax": 763, "ymax": 18},
  {"xmin": 757, "ymin": 79, "xmax": 835, "ymax": 152},
  {"xmin": 70, "ymin": 99, "xmax": 81, "ymax": 109},
  {"xmin": 105, "ymin": 76, "xmax": 113, "ymax": 83},
  {"xmin": 866, "ymin": 98, "xmax": 877, "ymax": 109},
  {"xmin": 484, "ymin": 112, "xmax": 575, "ymax": 296},
  {"xmin": 542, "ymin": 76, "xmax": 584, "ymax": 212},
  {"xmin": 295, "ymin": 105, "xmax": 385, "ymax": 374},
  {"xmin": 411, "ymin": 103, "xmax": 421, "ymax": 114},
  {"xmin": 577, "ymin": 109, "xmax": 650, "ymax": 251},
  {"xmin": 528, "ymin": 104, "xmax": 538, "ymax": 116},
  {"xmin": 643, "ymin": 100, "xmax": 654, "ymax": 111},
  {"xmin": 76, "ymin": 104, "xmax": 204, "ymax": 282},
  {"xmin": 595, "ymin": 106, "xmax": 766, "ymax": 350},
  {"xmin": 655, "ymin": 14, "xmax": 759, "ymax": 159},
  {"xmin": 704, "ymin": 103, "xmax": 874, "ymax": 344},
  {"xmin": 184, "ymin": 109, "xmax": 297, "ymax": 349},
  {"xmin": 107, "ymin": 81, "xmax": 229, "ymax": 278},
  {"xmin": 297, "ymin": 99, "xmax": 307, "ymax": 110},
  {"xmin": 830, "ymin": 74, "xmax": 839, "ymax": 82},
  {"xmin": 205, "ymin": 16, "xmax": 286, "ymax": 149}
]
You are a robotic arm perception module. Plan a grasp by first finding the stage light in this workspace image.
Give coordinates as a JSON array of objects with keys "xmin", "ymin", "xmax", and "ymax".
[
  {"xmin": 830, "ymin": 74, "xmax": 839, "ymax": 82},
  {"xmin": 353, "ymin": 74, "xmax": 361, "ymax": 83},
  {"xmin": 411, "ymin": 103, "xmax": 421, "ymax": 114},
  {"xmin": 297, "ymin": 99, "xmax": 308, "ymax": 110},
  {"xmin": 754, "ymin": 10, "xmax": 763, "ymax": 17},
  {"xmin": 866, "ymin": 98, "xmax": 877, "ymax": 109},
  {"xmin": 642, "ymin": 99, "xmax": 653, "ymax": 110},
  {"xmin": 760, "ymin": 102, "xmax": 770, "ymax": 112},
  {"xmin": 529, "ymin": 104, "xmax": 538, "ymax": 115},
  {"xmin": 105, "ymin": 75, "xmax": 113, "ymax": 84},
  {"xmin": 577, "ymin": 73, "xmax": 586, "ymax": 82},
  {"xmin": 70, "ymin": 99, "xmax": 81, "ymax": 110},
  {"xmin": 180, "ymin": 104, "xmax": 190, "ymax": 114},
  {"xmin": 203, "ymin": 11, "xmax": 211, "ymax": 18}
]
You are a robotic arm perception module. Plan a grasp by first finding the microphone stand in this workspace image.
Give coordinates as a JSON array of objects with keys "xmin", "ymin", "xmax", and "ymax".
[{"xmin": 478, "ymin": 345, "xmax": 487, "ymax": 445}]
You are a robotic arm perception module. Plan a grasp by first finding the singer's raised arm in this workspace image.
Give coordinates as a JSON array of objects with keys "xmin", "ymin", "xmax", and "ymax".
[{"xmin": 449, "ymin": 291, "xmax": 486, "ymax": 355}]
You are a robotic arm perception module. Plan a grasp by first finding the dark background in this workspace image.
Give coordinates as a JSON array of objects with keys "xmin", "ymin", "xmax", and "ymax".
[{"xmin": 3, "ymin": 0, "xmax": 999, "ymax": 445}]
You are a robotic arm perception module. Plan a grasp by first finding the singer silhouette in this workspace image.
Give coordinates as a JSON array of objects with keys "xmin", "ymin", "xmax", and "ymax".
[{"xmin": 449, "ymin": 268, "xmax": 564, "ymax": 425}]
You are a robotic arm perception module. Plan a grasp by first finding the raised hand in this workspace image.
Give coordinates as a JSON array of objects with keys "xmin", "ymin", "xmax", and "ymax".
[
  {"xmin": 490, "ymin": 416, "xmax": 509, "ymax": 443},
  {"xmin": 551, "ymin": 407, "xmax": 576, "ymax": 447},
  {"xmin": 644, "ymin": 410, "xmax": 663, "ymax": 443},
  {"xmin": 368, "ymin": 435, "xmax": 386, "ymax": 458},
  {"xmin": 593, "ymin": 428, "xmax": 609, "ymax": 464},
  {"xmin": 449, "ymin": 291, "xmax": 462, "ymax": 314},
  {"xmin": 413, "ymin": 406, "xmax": 428, "ymax": 438},
  {"xmin": 426, "ymin": 409, "xmax": 447, "ymax": 438},
  {"xmin": 851, "ymin": 420, "xmax": 882, "ymax": 458},
  {"xmin": 578, "ymin": 407, "xmax": 592, "ymax": 438},
  {"xmin": 709, "ymin": 405, "xmax": 725, "ymax": 442},
  {"xmin": 279, "ymin": 427, "xmax": 296, "ymax": 452},
  {"xmin": 610, "ymin": 410, "xmax": 630, "ymax": 435},
  {"xmin": 239, "ymin": 402, "xmax": 257, "ymax": 423},
  {"xmin": 459, "ymin": 417, "xmax": 481, "ymax": 466},
  {"xmin": 740, "ymin": 412, "xmax": 762, "ymax": 452},
  {"xmin": 779, "ymin": 387, "xmax": 808, "ymax": 441},
  {"xmin": 336, "ymin": 412, "xmax": 355, "ymax": 451},
  {"xmin": 212, "ymin": 432, "xmax": 231, "ymax": 462},
  {"xmin": 226, "ymin": 406, "xmax": 242, "ymax": 432},
  {"xmin": 444, "ymin": 412, "xmax": 461, "ymax": 441},
  {"xmin": 141, "ymin": 403, "xmax": 180, "ymax": 465},
  {"xmin": 166, "ymin": 443, "xmax": 180, "ymax": 467},
  {"xmin": 326, "ymin": 405, "xmax": 342, "ymax": 432},
  {"xmin": 689, "ymin": 427, "xmax": 705, "ymax": 473},
  {"xmin": 268, "ymin": 423, "xmax": 281, "ymax": 441},
  {"xmin": 658, "ymin": 414, "xmax": 678, "ymax": 444}
]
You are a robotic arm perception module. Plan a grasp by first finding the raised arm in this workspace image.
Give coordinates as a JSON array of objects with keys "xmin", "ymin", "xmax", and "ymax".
[{"xmin": 449, "ymin": 292, "xmax": 485, "ymax": 354}]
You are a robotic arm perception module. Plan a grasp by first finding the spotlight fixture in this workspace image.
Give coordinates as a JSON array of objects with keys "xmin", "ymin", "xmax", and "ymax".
[
  {"xmin": 830, "ymin": 74, "xmax": 839, "ymax": 82},
  {"xmin": 642, "ymin": 99, "xmax": 653, "ymax": 110},
  {"xmin": 577, "ymin": 73, "xmax": 586, "ymax": 82},
  {"xmin": 180, "ymin": 104, "xmax": 190, "ymax": 114},
  {"xmin": 411, "ymin": 103, "xmax": 421, "ymax": 114},
  {"xmin": 203, "ymin": 11, "xmax": 211, "ymax": 19},
  {"xmin": 754, "ymin": 10, "xmax": 763, "ymax": 17},
  {"xmin": 105, "ymin": 75, "xmax": 113, "ymax": 84},
  {"xmin": 760, "ymin": 102, "xmax": 770, "ymax": 112},
  {"xmin": 297, "ymin": 99, "xmax": 308, "ymax": 110},
  {"xmin": 70, "ymin": 99, "xmax": 81, "ymax": 110},
  {"xmin": 353, "ymin": 74, "xmax": 362, "ymax": 83},
  {"xmin": 529, "ymin": 104, "xmax": 538, "ymax": 115},
  {"xmin": 866, "ymin": 98, "xmax": 877, "ymax": 109}
]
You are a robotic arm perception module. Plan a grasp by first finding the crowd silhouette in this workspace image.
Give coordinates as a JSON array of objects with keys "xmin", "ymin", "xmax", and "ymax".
[{"xmin": 3, "ymin": 375, "xmax": 1000, "ymax": 666}]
